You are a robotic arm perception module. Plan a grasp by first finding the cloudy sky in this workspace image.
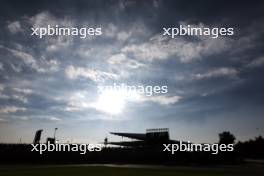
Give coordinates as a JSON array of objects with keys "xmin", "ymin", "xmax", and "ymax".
[{"xmin": 0, "ymin": 0, "xmax": 264, "ymax": 144}]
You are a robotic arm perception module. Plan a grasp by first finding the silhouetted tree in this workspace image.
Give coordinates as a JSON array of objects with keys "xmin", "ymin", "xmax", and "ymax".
[
  {"xmin": 219, "ymin": 131, "xmax": 236, "ymax": 144},
  {"xmin": 236, "ymin": 135, "xmax": 264, "ymax": 159}
]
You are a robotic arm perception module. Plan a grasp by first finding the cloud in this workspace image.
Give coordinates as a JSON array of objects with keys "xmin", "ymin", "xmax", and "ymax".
[
  {"xmin": 65, "ymin": 65, "xmax": 118, "ymax": 82},
  {"xmin": 11, "ymin": 88, "xmax": 33, "ymax": 103},
  {"xmin": 29, "ymin": 11, "xmax": 72, "ymax": 28},
  {"xmin": 49, "ymin": 117, "xmax": 61, "ymax": 121},
  {"xmin": 0, "ymin": 106, "xmax": 26, "ymax": 114},
  {"xmin": 3, "ymin": 45, "xmax": 37, "ymax": 68},
  {"xmin": 7, "ymin": 21, "xmax": 22, "ymax": 34},
  {"xmin": 64, "ymin": 89, "xmax": 181, "ymax": 116},
  {"xmin": 0, "ymin": 86, "xmax": 32, "ymax": 103},
  {"xmin": 15, "ymin": 115, "xmax": 62, "ymax": 122},
  {"xmin": 12, "ymin": 88, "xmax": 32, "ymax": 94},
  {"xmin": 117, "ymin": 0, "xmax": 136, "ymax": 11},
  {"xmin": 247, "ymin": 57, "xmax": 264, "ymax": 68},
  {"xmin": 11, "ymin": 94, "xmax": 28, "ymax": 103},
  {"xmin": 121, "ymin": 23, "xmax": 231, "ymax": 63},
  {"xmin": 104, "ymin": 23, "xmax": 132, "ymax": 41},
  {"xmin": 74, "ymin": 43, "xmax": 115, "ymax": 60},
  {"xmin": 38, "ymin": 57, "xmax": 60, "ymax": 72},
  {"xmin": 194, "ymin": 67, "xmax": 239, "ymax": 79},
  {"xmin": 0, "ymin": 62, "xmax": 3, "ymax": 71},
  {"xmin": 28, "ymin": 11, "xmax": 74, "ymax": 52},
  {"xmin": 0, "ymin": 94, "xmax": 9, "ymax": 99},
  {"xmin": 0, "ymin": 85, "xmax": 9, "ymax": 99},
  {"xmin": 12, "ymin": 116, "xmax": 29, "ymax": 121},
  {"xmin": 10, "ymin": 63, "xmax": 22, "ymax": 73},
  {"xmin": 46, "ymin": 36, "xmax": 73, "ymax": 52},
  {"xmin": 104, "ymin": 22, "xmax": 147, "ymax": 41},
  {"xmin": 0, "ymin": 84, "xmax": 4, "ymax": 92},
  {"xmin": 117, "ymin": 31, "xmax": 132, "ymax": 41},
  {"xmin": 152, "ymin": 0, "xmax": 162, "ymax": 8},
  {"xmin": 108, "ymin": 53, "xmax": 146, "ymax": 69},
  {"xmin": 140, "ymin": 95, "xmax": 182, "ymax": 105},
  {"xmin": 0, "ymin": 45, "xmax": 60, "ymax": 73},
  {"xmin": 0, "ymin": 118, "xmax": 8, "ymax": 123},
  {"xmin": 0, "ymin": 93, "xmax": 28, "ymax": 103},
  {"xmin": 64, "ymin": 91, "xmax": 96, "ymax": 112}
]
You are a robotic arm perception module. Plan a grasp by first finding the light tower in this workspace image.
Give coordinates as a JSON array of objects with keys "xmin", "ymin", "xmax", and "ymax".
[{"xmin": 54, "ymin": 128, "xmax": 58, "ymax": 139}]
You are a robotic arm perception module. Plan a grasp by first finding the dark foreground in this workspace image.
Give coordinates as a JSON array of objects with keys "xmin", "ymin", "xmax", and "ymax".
[{"xmin": 0, "ymin": 164, "xmax": 264, "ymax": 176}]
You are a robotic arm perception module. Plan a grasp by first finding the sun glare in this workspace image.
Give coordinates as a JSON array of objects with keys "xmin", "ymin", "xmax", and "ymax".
[
  {"xmin": 94, "ymin": 90, "xmax": 126, "ymax": 115},
  {"xmin": 93, "ymin": 88, "xmax": 141, "ymax": 115}
]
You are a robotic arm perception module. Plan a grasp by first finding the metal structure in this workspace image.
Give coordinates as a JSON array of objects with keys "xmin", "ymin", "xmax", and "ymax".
[
  {"xmin": 107, "ymin": 128, "xmax": 179, "ymax": 148},
  {"xmin": 33, "ymin": 129, "xmax": 43, "ymax": 144}
]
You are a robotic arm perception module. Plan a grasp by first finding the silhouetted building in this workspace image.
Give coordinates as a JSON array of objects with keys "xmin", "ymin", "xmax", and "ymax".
[
  {"xmin": 46, "ymin": 137, "xmax": 56, "ymax": 144},
  {"xmin": 46, "ymin": 128, "xmax": 58, "ymax": 144},
  {"xmin": 107, "ymin": 128, "xmax": 181, "ymax": 147}
]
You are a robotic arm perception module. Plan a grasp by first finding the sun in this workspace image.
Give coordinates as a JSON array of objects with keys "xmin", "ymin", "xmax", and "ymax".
[{"xmin": 94, "ymin": 89, "xmax": 126, "ymax": 115}]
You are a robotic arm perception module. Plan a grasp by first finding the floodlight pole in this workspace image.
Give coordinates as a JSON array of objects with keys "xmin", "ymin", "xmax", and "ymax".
[{"xmin": 54, "ymin": 128, "xmax": 58, "ymax": 139}]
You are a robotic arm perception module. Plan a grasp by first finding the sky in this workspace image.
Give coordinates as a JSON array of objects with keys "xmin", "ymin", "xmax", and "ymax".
[{"xmin": 0, "ymin": 0, "xmax": 264, "ymax": 144}]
